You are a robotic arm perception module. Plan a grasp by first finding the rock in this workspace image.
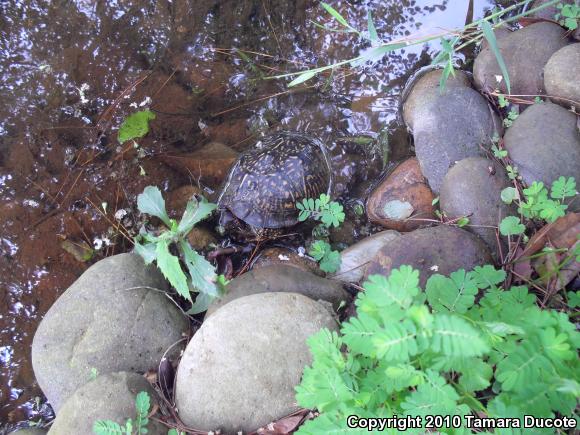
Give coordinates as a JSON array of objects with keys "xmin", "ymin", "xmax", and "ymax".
[
  {"xmin": 186, "ymin": 227, "xmax": 217, "ymax": 251},
  {"xmin": 251, "ymin": 247, "xmax": 322, "ymax": 276},
  {"xmin": 32, "ymin": 254, "xmax": 188, "ymax": 412},
  {"xmin": 331, "ymin": 230, "xmax": 400, "ymax": 283},
  {"xmin": 157, "ymin": 142, "xmax": 239, "ymax": 187},
  {"xmin": 166, "ymin": 184, "xmax": 202, "ymax": 218},
  {"xmin": 365, "ymin": 226, "xmax": 493, "ymax": 287},
  {"xmin": 440, "ymin": 157, "xmax": 515, "ymax": 252},
  {"xmin": 11, "ymin": 429, "xmax": 47, "ymax": 434},
  {"xmin": 473, "ymin": 22, "xmax": 568, "ymax": 95},
  {"xmin": 503, "ymin": 102, "xmax": 580, "ymax": 211},
  {"xmin": 367, "ymin": 158, "xmax": 436, "ymax": 231},
  {"xmin": 402, "ymin": 68, "xmax": 472, "ymax": 131},
  {"xmin": 175, "ymin": 292, "xmax": 338, "ymax": 433},
  {"xmin": 530, "ymin": 0, "xmax": 575, "ymax": 20},
  {"xmin": 206, "ymin": 265, "xmax": 348, "ymax": 317},
  {"xmin": 412, "ymin": 86, "xmax": 501, "ymax": 192},
  {"xmin": 544, "ymin": 43, "xmax": 580, "ymax": 112},
  {"xmin": 48, "ymin": 372, "xmax": 165, "ymax": 435}
]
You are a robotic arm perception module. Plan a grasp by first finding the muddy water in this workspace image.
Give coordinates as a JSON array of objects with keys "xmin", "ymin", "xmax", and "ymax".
[{"xmin": 0, "ymin": 0, "xmax": 514, "ymax": 430}]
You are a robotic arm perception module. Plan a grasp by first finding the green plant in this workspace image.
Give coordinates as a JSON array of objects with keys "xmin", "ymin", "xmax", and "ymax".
[
  {"xmin": 274, "ymin": 1, "xmax": 562, "ymax": 90},
  {"xmin": 295, "ymin": 265, "xmax": 579, "ymax": 433},
  {"xmin": 118, "ymin": 110, "xmax": 156, "ymax": 145},
  {"xmin": 502, "ymin": 108, "xmax": 519, "ymax": 127},
  {"xmin": 556, "ymin": 2, "xmax": 580, "ymax": 30},
  {"xmin": 134, "ymin": 186, "xmax": 227, "ymax": 314},
  {"xmin": 93, "ymin": 391, "xmax": 150, "ymax": 435},
  {"xmin": 297, "ymin": 193, "xmax": 345, "ymax": 273},
  {"xmin": 499, "ymin": 177, "xmax": 577, "ymax": 237}
]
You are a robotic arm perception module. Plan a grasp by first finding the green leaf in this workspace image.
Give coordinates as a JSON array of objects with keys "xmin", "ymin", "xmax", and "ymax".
[
  {"xmin": 180, "ymin": 240, "xmax": 218, "ymax": 298},
  {"xmin": 458, "ymin": 359, "xmax": 493, "ymax": 393},
  {"xmin": 118, "ymin": 110, "xmax": 156, "ymax": 144},
  {"xmin": 187, "ymin": 291, "xmax": 214, "ymax": 315},
  {"xmin": 367, "ymin": 11, "xmax": 378, "ymax": 41},
  {"xmin": 470, "ymin": 265, "xmax": 506, "ymax": 289},
  {"xmin": 309, "ymin": 240, "xmax": 330, "ymax": 261},
  {"xmin": 93, "ymin": 420, "xmax": 125, "ymax": 435},
  {"xmin": 480, "ymin": 20, "xmax": 511, "ymax": 94},
  {"xmin": 500, "ymin": 187, "xmax": 518, "ymax": 204},
  {"xmin": 320, "ymin": 2, "xmax": 351, "ymax": 29},
  {"xmin": 425, "ymin": 270, "xmax": 478, "ymax": 314},
  {"xmin": 456, "ymin": 217, "xmax": 469, "ymax": 227},
  {"xmin": 568, "ymin": 291, "xmax": 580, "ymax": 308},
  {"xmin": 177, "ymin": 196, "xmax": 217, "ymax": 234},
  {"xmin": 133, "ymin": 240, "xmax": 157, "ymax": 265},
  {"xmin": 320, "ymin": 249, "xmax": 341, "ymax": 273},
  {"xmin": 350, "ymin": 43, "xmax": 407, "ymax": 67},
  {"xmin": 400, "ymin": 370, "xmax": 460, "ymax": 417},
  {"xmin": 156, "ymin": 239, "xmax": 191, "ymax": 301},
  {"xmin": 288, "ymin": 70, "xmax": 317, "ymax": 87},
  {"xmin": 137, "ymin": 186, "xmax": 171, "ymax": 227},
  {"xmin": 135, "ymin": 391, "xmax": 150, "ymax": 433},
  {"xmin": 372, "ymin": 320, "xmax": 418, "ymax": 361},
  {"xmin": 363, "ymin": 267, "xmax": 419, "ymax": 310},
  {"xmin": 430, "ymin": 314, "xmax": 488, "ymax": 357},
  {"xmin": 550, "ymin": 176, "xmax": 576, "ymax": 200},
  {"xmin": 495, "ymin": 341, "xmax": 552, "ymax": 391},
  {"xmin": 499, "ymin": 216, "xmax": 525, "ymax": 236}
]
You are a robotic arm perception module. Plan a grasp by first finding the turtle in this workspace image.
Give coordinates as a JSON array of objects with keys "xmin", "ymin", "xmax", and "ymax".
[{"xmin": 217, "ymin": 131, "xmax": 332, "ymax": 238}]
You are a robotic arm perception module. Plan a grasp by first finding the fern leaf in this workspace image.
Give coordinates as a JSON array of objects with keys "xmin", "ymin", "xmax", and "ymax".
[
  {"xmin": 495, "ymin": 341, "xmax": 552, "ymax": 391},
  {"xmin": 341, "ymin": 313, "xmax": 381, "ymax": 357},
  {"xmin": 400, "ymin": 370, "xmax": 460, "ymax": 417},
  {"xmin": 430, "ymin": 314, "xmax": 488, "ymax": 357},
  {"xmin": 372, "ymin": 319, "xmax": 418, "ymax": 361},
  {"xmin": 426, "ymin": 270, "xmax": 477, "ymax": 314},
  {"xmin": 93, "ymin": 420, "xmax": 125, "ymax": 435},
  {"xmin": 295, "ymin": 365, "xmax": 354, "ymax": 412}
]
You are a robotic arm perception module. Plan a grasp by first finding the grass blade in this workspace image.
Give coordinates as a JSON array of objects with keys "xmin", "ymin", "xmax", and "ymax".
[
  {"xmin": 320, "ymin": 2, "xmax": 350, "ymax": 28},
  {"xmin": 481, "ymin": 20, "xmax": 511, "ymax": 94},
  {"xmin": 367, "ymin": 11, "xmax": 378, "ymax": 42},
  {"xmin": 288, "ymin": 70, "xmax": 317, "ymax": 87}
]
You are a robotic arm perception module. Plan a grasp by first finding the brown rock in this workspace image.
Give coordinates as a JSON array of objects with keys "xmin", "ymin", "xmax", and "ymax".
[
  {"xmin": 251, "ymin": 247, "xmax": 322, "ymax": 276},
  {"xmin": 186, "ymin": 227, "xmax": 217, "ymax": 251},
  {"xmin": 367, "ymin": 158, "xmax": 436, "ymax": 231},
  {"xmin": 165, "ymin": 185, "xmax": 202, "ymax": 218},
  {"xmin": 158, "ymin": 142, "xmax": 238, "ymax": 188},
  {"xmin": 365, "ymin": 226, "xmax": 493, "ymax": 287}
]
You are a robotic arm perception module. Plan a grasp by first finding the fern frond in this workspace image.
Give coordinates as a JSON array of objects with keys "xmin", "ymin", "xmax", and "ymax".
[{"xmin": 430, "ymin": 314, "xmax": 488, "ymax": 357}]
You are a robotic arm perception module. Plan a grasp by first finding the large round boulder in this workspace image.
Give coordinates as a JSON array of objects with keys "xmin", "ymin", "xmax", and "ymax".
[
  {"xmin": 440, "ymin": 157, "xmax": 515, "ymax": 252},
  {"xmin": 411, "ymin": 86, "xmax": 501, "ymax": 192},
  {"xmin": 544, "ymin": 43, "xmax": 580, "ymax": 112},
  {"xmin": 175, "ymin": 292, "xmax": 338, "ymax": 433},
  {"xmin": 206, "ymin": 265, "xmax": 348, "ymax": 317},
  {"xmin": 331, "ymin": 230, "xmax": 400, "ymax": 283},
  {"xmin": 32, "ymin": 254, "xmax": 188, "ymax": 412},
  {"xmin": 473, "ymin": 22, "xmax": 568, "ymax": 95},
  {"xmin": 48, "ymin": 372, "xmax": 165, "ymax": 435},
  {"xmin": 530, "ymin": 0, "xmax": 575, "ymax": 20},
  {"xmin": 503, "ymin": 102, "xmax": 580, "ymax": 211},
  {"xmin": 367, "ymin": 158, "xmax": 435, "ymax": 231},
  {"xmin": 365, "ymin": 226, "xmax": 493, "ymax": 287}
]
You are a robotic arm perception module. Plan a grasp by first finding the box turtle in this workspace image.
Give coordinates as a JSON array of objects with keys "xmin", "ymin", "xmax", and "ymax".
[{"xmin": 217, "ymin": 131, "xmax": 332, "ymax": 237}]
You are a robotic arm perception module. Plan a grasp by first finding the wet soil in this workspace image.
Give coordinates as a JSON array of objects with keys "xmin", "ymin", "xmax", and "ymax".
[{"xmin": 0, "ymin": 0, "xmax": 514, "ymax": 430}]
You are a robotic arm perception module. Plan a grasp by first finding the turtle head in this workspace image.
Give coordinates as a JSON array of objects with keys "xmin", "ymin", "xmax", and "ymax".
[{"xmin": 217, "ymin": 208, "xmax": 255, "ymax": 240}]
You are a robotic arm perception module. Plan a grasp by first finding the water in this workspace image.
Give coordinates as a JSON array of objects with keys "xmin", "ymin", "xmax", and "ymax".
[{"xmin": 0, "ymin": 0, "xmax": 514, "ymax": 429}]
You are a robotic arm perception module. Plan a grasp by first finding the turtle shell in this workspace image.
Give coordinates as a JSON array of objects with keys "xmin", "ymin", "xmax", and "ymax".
[{"xmin": 218, "ymin": 131, "xmax": 332, "ymax": 230}]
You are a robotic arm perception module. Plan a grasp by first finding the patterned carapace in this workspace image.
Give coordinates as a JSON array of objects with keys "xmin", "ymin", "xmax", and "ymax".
[{"xmin": 218, "ymin": 131, "xmax": 332, "ymax": 234}]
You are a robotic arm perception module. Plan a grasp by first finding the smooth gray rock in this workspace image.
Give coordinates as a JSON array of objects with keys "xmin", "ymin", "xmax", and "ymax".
[
  {"xmin": 530, "ymin": 0, "xmax": 575, "ymax": 20},
  {"xmin": 32, "ymin": 254, "xmax": 188, "ymax": 412},
  {"xmin": 474, "ymin": 22, "xmax": 568, "ymax": 95},
  {"xmin": 402, "ymin": 68, "xmax": 472, "ymax": 132},
  {"xmin": 48, "ymin": 372, "xmax": 165, "ymax": 435},
  {"xmin": 175, "ymin": 292, "xmax": 338, "ymax": 433},
  {"xmin": 411, "ymin": 86, "xmax": 501, "ymax": 192},
  {"xmin": 331, "ymin": 230, "xmax": 400, "ymax": 283},
  {"xmin": 504, "ymin": 102, "xmax": 580, "ymax": 211},
  {"xmin": 544, "ymin": 43, "xmax": 580, "ymax": 112},
  {"xmin": 365, "ymin": 226, "xmax": 493, "ymax": 287},
  {"xmin": 206, "ymin": 265, "xmax": 348, "ymax": 317},
  {"xmin": 440, "ymin": 157, "xmax": 515, "ymax": 253}
]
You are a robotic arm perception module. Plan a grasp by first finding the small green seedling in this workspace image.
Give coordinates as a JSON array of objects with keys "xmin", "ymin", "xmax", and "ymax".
[
  {"xmin": 118, "ymin": 110, "xmax": 156, "ymax": 145},
  {"xmin": 93, "ymin": 391, "xmax": 150, "ymax": 435},
  {"xmin": 134, "ymin": 186, "xmax": 227, "ymax": 314},
  {"xmin": 297, "ymin": 193, "xmax": 345, "ymax": 273},
  {"xmin": 556, "ymin": 3, "xmax": 579, "ymax": 30}
]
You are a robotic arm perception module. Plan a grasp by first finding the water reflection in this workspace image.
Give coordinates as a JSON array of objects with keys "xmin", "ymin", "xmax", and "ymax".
[{"xmin": 0, "ymin": 0, "xmax": 508, "ymax": 429}]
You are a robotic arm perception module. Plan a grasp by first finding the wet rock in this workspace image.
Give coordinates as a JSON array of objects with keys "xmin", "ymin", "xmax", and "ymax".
[
  {"xmin": 440, "ymin": 157, "xmax": 515, "ymax": 253},
  {"xmin": 367, "ymin": 158, "xmax": 436, "ymax": 231},
  {"xmin": 365, "ymin": 226, "xmax": 493, "ymax": 287},
  {"xmin": 166, "ymin": 185, "xmax": 203, "ymax": 218},
  {"xmin": 251, "ymin": 247, "xmax": 322, "ymax": 276},
  {"xmin": 402, "ymin": 68, "xmax": 472, "ymax": 131},
  {"xmin": 329, "ymin": 219, "xmax": 357, "ymax": 246},
  {"xmin": 157, "ymin": 142, "xmax": 239, "ymax": 187},
  {"xmin": 530, "ymin": 0, "xmax": 575, "ymax": 20},
  {"xmin": 411, "ymin": 86, "xmax": 501, "ymax": 192},
  {"xmin": 503, "ymin": 102, "xmax": 580, "ymax": 211},
  {"xmin": 175, "ymin": 292, "xmax": 338, "ymax": 433},
  {"xmin": 31, "ymin": 254, "xmax": 188, "ymax": 412},
  {"xmin": 473, "ymin": 22, "xmax": 568, "ymax": 95},
  {"xmin": 206, "ymin": 265, "xmax": 348, "ymax": 317},
  {"xmin": 48, "ymin": 372, "xmax": 165, "ymax": 435},
  {"xmin": 544, "ymin": 43, "xmax": 580, "ymax": 112},
  {"xmin": 331, "ymin": 230, "xmax": 400, "ymax": 283}
]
